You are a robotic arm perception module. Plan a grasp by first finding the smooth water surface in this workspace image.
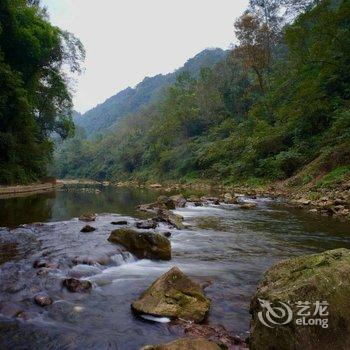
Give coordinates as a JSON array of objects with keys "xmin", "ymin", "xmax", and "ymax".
[{"xmin": 0, "ymin": 186, "xmax": 349, "ymax": 349}]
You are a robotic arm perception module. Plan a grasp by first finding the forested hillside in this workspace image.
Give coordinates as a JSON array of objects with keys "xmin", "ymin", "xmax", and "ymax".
[
  {"xmin": 0, "ymin": 0, "xmax": 84, "ymax": 184},
  {"xmin": 74, "ymin": 48, "xmax": 227, "ymax": 135},
  {"xmin": 54, "ymin": 0, "xmax": 350, "ymax": 188}
]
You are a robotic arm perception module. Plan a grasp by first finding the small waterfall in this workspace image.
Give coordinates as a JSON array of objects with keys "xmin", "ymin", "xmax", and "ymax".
[{"xmin": 111, "ymin": 251, "xmax": 136, "ymax": 266}]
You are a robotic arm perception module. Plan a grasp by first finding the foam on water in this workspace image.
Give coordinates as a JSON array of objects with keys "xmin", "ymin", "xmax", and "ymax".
[{"xmin": 140, "ymin": 315, "xmax": 171, "ymax": 323}]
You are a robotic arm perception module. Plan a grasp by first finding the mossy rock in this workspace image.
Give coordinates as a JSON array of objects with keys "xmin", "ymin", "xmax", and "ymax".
[
  {"xmin": 132, "ymin": 267, "xmax": 210, "ymax": 323},
  {"xmin": 169, "ymin": 194, "xmax": 187, "ymax": 208},
  {"xmin": 157, "ymin": 196, "xmax": 176, "ymax": 210},
  {"xmin": 140, "ymin": 337, "xmax": 221, "ymax": 350},
  {"xmin": 108, "ymin": 228, "xmax": 171, "ymax": 260},
  {"xmin": 250, "ymin": 248, "xmax": 350, "ymax": 350},
  {"xmin": 156, "ymin": 209, "xmax": 184, "ymax": 230}
]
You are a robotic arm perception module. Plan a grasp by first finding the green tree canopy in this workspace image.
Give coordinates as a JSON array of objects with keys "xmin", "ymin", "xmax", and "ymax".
[{"xmin": 0, "ymin": 0, "xmax": 84, "ymax": 184}]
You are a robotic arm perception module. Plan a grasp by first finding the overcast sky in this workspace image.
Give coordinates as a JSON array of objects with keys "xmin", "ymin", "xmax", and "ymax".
[{"xmin": 42, "ymin": 0, "xmax": 248, "ymax": 113}]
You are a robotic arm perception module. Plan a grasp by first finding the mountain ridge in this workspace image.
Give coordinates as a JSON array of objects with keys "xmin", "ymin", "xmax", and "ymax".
[{"xmin": 74, "ymin": 48, "xmax": 228, "ymax": 135}]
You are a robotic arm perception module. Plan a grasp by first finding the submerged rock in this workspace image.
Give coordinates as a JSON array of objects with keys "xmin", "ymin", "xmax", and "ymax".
[
  {"xmin": 80, "ymin": 225, "xmax": 96, "ymax": 233},
  {"xmin": 250, "ymin": 248, "xmax": 350, "ymax": 350},
  {"xmin": 33, "ymin": 259, "xmax": 49, "ymax": 269},
  {"xmin": 33, "ymin": 260, "xmax": 58, "ymax": 269},
  {"xmin": 140, "ymin": 338, "xmax": 221, "ymax": 350},
  {"xmin": 111, "ymin": 220, "xmax": 128, "ymax": 225},
  {"xmin": 132, "ymin": 267, "xmax": 210, "ymax": 323},
  {"xmin": 63, "ymin": 278, "xmax": 92, "ymax": 293},
  {"xmin": 72, "ymin": 254, "xmax": 111, "ymax": 266},
  {"xmin": 108, "ymin": 228, "xmax": 171, "ymax": 260},
  {"xmin": 156, "ymin": 209, "xmax": 184, "ymax": 230},
  {"xmin": 172, "ymin": 320, "xmax": 247, "ymax": 349},
  {"xmin": 34, "ymin": 294, "xmax": 53, "ymax": 307},
  {"xmin": 0, "ymin": 301, "xmax": 24, "ymax": 318},
  {"xmin": 79, "ymin": 213, "xmax": 96, "ymax": 222},
  {"xmin": 136, "ymin": 219, "xmax": 157, "ymax": 230},
  {"xmin": 239, "ymin": 202, "xmax": 256, "ymax": 209}
]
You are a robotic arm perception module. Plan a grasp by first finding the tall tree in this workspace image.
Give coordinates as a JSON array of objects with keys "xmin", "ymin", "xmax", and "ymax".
[{"xmin": 0, "ymin": 0, "xmax": 84, "ymax": 184}]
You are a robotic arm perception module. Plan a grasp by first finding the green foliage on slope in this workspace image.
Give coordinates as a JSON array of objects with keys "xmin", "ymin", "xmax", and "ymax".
[
  {"xmin": 53, "ymin": 0, "xmax": 350, "ymax": 186},
  {"xmin": 0, "ymin": 0, "xmax": 84, "ymax": 184}
]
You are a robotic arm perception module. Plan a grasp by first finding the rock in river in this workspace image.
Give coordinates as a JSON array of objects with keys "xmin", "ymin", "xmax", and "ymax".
[
  {"xmin": 34, "ymin": 294, "xmax": 53, "ymax": 307},
  {"xmin": 171, "ymin": 320, "xmax": 247, "ymax": 349},
  {"xmin": 222, "ymin": 192, "xmax": 238, "ymax": 204},
  {"xmin": 136, "ymin": 219, "xmax": 157, "ymax": 229},
  {"xmin": 169, "ymin": 194, "xmax": 187, "ymax": 208},
  {"xmin": 111, "ymin": 220, "xmax": 128, "ymax": 225},
  {"xmin": 132, "ymin": 267, "xmax": 210, "ymax": 323},
  {"xmin": 80, "ymin": 225, "xmax": 96, "ymax": 233},
  {"xmin": 157, "ymin": 195, "xmax": 176, "ymax": 210},
  {"xmin": 79, "ymin": 213, "xmax": 96, "ymax": 222},
  {"xmin": 156, "ymin": 209, "xmax": 184, "ymax": 230},
  {"xmin": 250, "ymin": 248, "xmax": 350, "ymax": 350},
  {"xmin": 239, "ymin": 202, "xmax": 256, "ymax": 209},
  {"xmin": 140, "ymin": 337, "xmax": 221, "ymax": 350},
  {"xmin": 108, "ymin": 228, "xmax": 171, "ymax": 260},
  {"xmin": 63, "ymin": 278, "xmax": 92, "ymax": 293}
]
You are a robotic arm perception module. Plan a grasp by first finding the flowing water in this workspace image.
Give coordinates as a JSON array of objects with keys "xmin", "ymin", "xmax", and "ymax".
[{"xmin": 0, "ymin": 185, "xmax": 349, "ymax": 349}]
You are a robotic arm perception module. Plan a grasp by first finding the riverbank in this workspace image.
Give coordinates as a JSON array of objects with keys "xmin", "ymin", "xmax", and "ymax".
[
  {"xmin": 53, "ymin": 176, "xmax": 350, "ymax": 221},
  {"xmin": 0, "ymin": 181, "xmax": 63, "ymax": 199}
]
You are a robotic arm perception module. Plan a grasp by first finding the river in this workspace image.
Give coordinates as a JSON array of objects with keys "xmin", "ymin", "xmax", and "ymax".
[{"xmin": 0, "ymin": 185, "xmax": 349, "ymax": 349}]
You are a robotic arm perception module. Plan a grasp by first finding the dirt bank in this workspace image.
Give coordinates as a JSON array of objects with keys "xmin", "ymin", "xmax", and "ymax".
[{"xmin": 0, "ymin": 182, "xmax": 62, "ymax": 198}]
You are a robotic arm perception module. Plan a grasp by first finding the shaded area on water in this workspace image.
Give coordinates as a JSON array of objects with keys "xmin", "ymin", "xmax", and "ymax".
[
  {"xmin": 0, "ymin": 187, "xmax": 349, "ymax": 350},
  {"xmin": 0, "ymin": 186, "xmax": 164, "ymax": 228}
]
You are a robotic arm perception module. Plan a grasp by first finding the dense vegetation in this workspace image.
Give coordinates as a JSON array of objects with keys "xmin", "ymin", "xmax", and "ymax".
[
  {"xmin": 73, "ymin": 49, "xmax": 227, "ymax": 136},
  {"xmin": 0, "ymin": 0, "xmax": 84, "ymax": 184},
  {"xmin": 53, "ymin": 0, "xmax": 349, "ymax": 187}
]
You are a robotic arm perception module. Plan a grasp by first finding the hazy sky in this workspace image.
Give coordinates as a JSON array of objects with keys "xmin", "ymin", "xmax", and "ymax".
[{"xmin": 42, "ymin": 0, "xmax": 248, "ymax": 113}]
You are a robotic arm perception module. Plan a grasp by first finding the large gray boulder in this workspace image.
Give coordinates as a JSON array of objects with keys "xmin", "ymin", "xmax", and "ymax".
[
  {"xmin": 132, "ymin": 267, "xmax": 210, "ymax": 323},
  {"xmin": 250, "ymin": 248, "xmax": 350, "ymax": 350},
  {"xmin": 108, "ymin": 228, "xmax": 171, "ymax": 260}
]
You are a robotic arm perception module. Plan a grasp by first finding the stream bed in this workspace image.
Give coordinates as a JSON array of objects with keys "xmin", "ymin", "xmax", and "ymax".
[{"xmin": 0, "ymin": 186, "xmax": 349, "ymax": 349}]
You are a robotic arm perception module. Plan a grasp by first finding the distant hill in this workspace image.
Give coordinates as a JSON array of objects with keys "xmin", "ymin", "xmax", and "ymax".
[{"xmin": 75, "ymin": 48, "xmax": 228, "ymax": 136}]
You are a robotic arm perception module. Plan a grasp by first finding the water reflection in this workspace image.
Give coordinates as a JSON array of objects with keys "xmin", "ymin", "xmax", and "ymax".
[{"xmin": 0, "ymin": 186, "xmax": 161, "ymax": 227}]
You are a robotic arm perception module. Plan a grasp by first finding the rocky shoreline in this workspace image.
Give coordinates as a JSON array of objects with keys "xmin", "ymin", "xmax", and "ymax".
[
  {"xmin": 56, "ymin": 177, "xmax": 350, "ymax": 221},
  {"xmin": 112, "ymin": 180, "xmax": 350, "ymax": 221}
]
